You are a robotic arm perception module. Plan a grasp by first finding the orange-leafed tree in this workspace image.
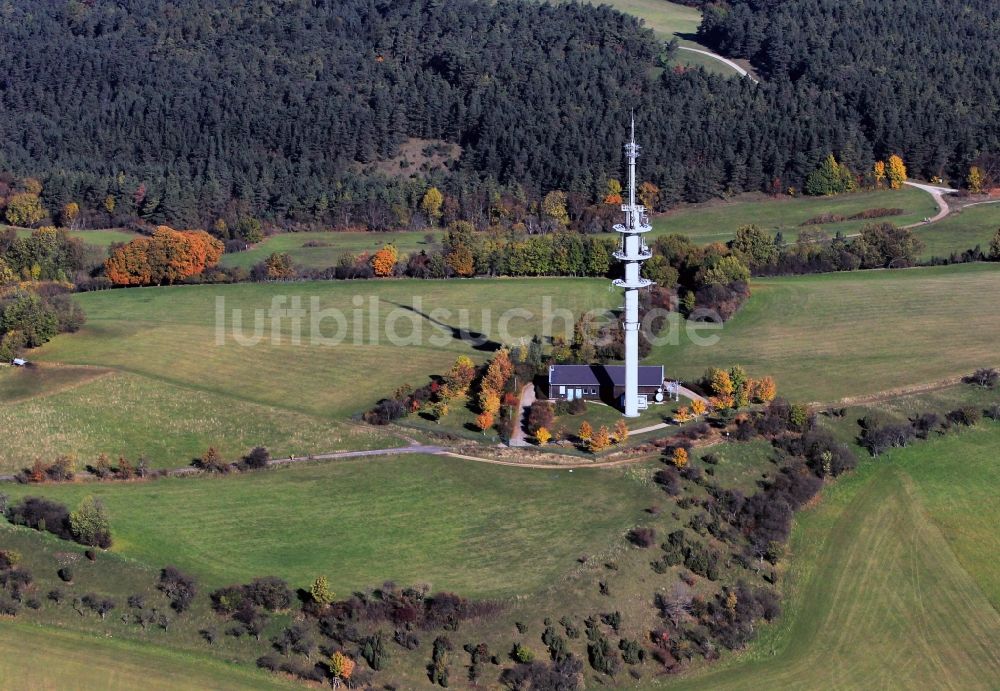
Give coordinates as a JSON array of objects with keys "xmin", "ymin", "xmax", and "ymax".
[
  {"xmin": 578, "ymin": 420, "xmax": 593, "ymax": 443},
  {"xmin": 603, "ymin": 178, "xmax": 623, "ymax": 205},
  {"xmin": 265, "ymin": 252, "xmax": 295, "ymax": 280},
  {"xmin": 105, "ymin": 226, "xmax": 223, "ymax": 286},
  {"xmin": 675, "ymin": 406, "xmax": 692, "ymax": 423},
  {"xmin": 691, "ymin": 399, "xmax": 707, "ymax": 417},
  {"xmin": 475, "ymin": 411, "xmax": 495, "ymax": 434},
  {"xmin": 329, "ymin": 651, "xmax": 355, "ymax": 681},
  {"xmin": 370, "ymin": 243, "xmax": 399, "ymax": 277},
  {"xmin": 105, "ymin": 237, "xmax": 153, "ymax": 285},
  {"xmin": 753, "ymin": 376, "xmax": 777, "ymax": 403},
  {"xmin": 482, "ymin": 347, "xmax": 514, "ymax": 394},
  {"xmin": 671, "ymin": 447, "xmax": 689, "ymax": 468},
  {"xmin": 613, "ymin": 418, "xmax": 629, "ymax": 444},
  {"xmin": 589, "ymin": 425, "xmax": 612, "ymax": 452}
]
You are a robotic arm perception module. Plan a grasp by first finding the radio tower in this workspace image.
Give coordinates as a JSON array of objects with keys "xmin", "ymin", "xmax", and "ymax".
[{"xmin": 612, "ymin": 114, "xmax": 654, "ymax": 417}]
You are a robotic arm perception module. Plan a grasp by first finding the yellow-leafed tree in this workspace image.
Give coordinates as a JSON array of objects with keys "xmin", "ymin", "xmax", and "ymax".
[
  {"xmin": 671, "ymin": 447, "xmax": 689, "ymax": 468},
  {"xmin": 578, "ymin": 420, "xmax": 593, "ymax": 442},
  {"xmin": 613, "ymin": 418, "xmax": 629, "ymax": 444},
  {"xmin": 887, "ymin": 154, "xmax": 907, "ymax": 189},
  {"xmin": 589, "ymin": 425, "xmax": 611, "ymax": 452},
  {"xmin": 536, "ymin": 426, "xmax": 552, "ymax": 445}
]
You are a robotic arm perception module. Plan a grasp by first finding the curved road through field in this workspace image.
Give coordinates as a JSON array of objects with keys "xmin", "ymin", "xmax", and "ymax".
[
  {"xmin": 676, "ymin": 46, "xmax": 758, "ymax": 83},
  {"xmin": 902, "ymin": 180, "xmax": 958, "ymax": 228}
]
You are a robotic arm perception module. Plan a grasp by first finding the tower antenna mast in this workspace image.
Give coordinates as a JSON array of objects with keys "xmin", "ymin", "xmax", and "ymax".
[{"xmin": 612, "ymin": 114, "xmax": 653, "ymax": 417}]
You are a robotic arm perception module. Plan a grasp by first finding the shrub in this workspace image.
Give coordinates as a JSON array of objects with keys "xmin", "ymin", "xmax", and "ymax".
[
  {"xmin": 246, "ymin": 576, "xmax": 293, "ymax": 611},
  {"xmin": 69, "ymin": 496, "xmax": 112, "ymax": 548},
  {"xmin": 619, "ymin": 638, "xmax": 644, "ymax": 664},
  {"xmin": 57, "ymin": 567, "xmax": 74, "ymax": 583},
  {"xmin": 6, "ymin": 496, "xmax": 73, "ymax": 540},
  {"xmin": 243, "ymin": 446, "xmax": 271, "ymax": 470},
  {"xmin": 361, "ymin": 630, "xmax": 390, "ymax": 670},
  {"xmin": 947, "ymin": 406, "xmax": 982, "ymax": 427},
  {"xmin": 512, "ymin": 642, "xmax": 535, "ymax": 664},
  {"xmin": 965, "ymin": 368, "xmax": 999, "ymax": 389},
  {"xmin": 628, "ymin": 527, "xmax": 656, "ymax": 548},
  {"xmin": 158, "ymin": 566, "xmax": 197, "ymax": 614}
]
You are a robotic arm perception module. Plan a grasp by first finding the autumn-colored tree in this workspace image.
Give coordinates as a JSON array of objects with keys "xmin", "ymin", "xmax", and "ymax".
[
  {"xmin": 479, "ymin": 390, "xmax": 501, "ymax": 417},
  {"xmin": 427, "ymin": 400, "xmax": 449, "ymax": 422},
  {"xmin": 329, "ymin": 651, "xmax": 356, "ymax": 680},
  {"xmin": 589, "ymin": 425, "xmax": 611, "ymax": 452},
  {"xmin": 0, "ymin": 258, "xmax": 16, "ymax": 286},
  {"xmin": 709, "ymin": 394, "xmax": 735, "ymax": 410},
  {"xmin": 201, "ymin": 446, "xmax": 226, "ymax": 471},
  {"xmin": 709, "ymin": 368, "xmax": 734, "ymax": 397},
  {"xmin": 5, "ymin": 192, "xmax": 46, "ymax": 227},
  {"xmin": 370, "ymin": 243, "xmax": 399, "ymax": 277},
  {"xmin": 421, "ymin": 187, "xmax": 444, "ymax": 224},
  {"xmin": 475, "ymin": 411, "xmax": 495, "ymax": 434},
  {"xmin": 603, "ymin": 178, "xmax": 623, "ymax": 205},
  {"xmin": 61, "ymin": 202, "xmax": 80, "ymax": 229},
  {"xmin": 967, "ymin": 166, "xmax": 985, "ymax": 194},
  {"xmin": 536, "ymin": 426, "xmax": 552, "ymax": 445},
  {"xmin": 675, "ymin": 406, "xmax": 692, "ymax": 423},
  {"xmin": 691, "ymin": 399, "xmax": 707, "ymax": 417},
  {"xmin": 873, "ymin": 160, "xmax": 886, "ymax": 189},
  {"xmin": 445, "ymin": 244, "xmax": 475, "ymax": 276},
  {"xmin": 541, "ymin": 190, "xmax": 570, "ymax": 228},
  {"xmin": 105, "ymin": 226, "xmax": 223, "ymax": 286},
  {"xmin": 104, "ymin": 195, "xmax": 116, "ymax": 214},
  {"xmin": 671, "ymin": 447, "xmax": 689, "ymax": 468},
  {"xmin": 28, "ymin": 459, "xmax": 47, "ymax": 483},
  {"xmin": 613, "ymin": 418, "xmax": 629, "ymax": 444},
  {"xmin": 117, "ymin": 456, "xmax": 135, "ymax": 480},
  {"xmin": 444, "ymin": 355, "xmax": 476, "ymax": 398},
  {"xmin": 22, "ymin": 178, "xmax": 42, "ymax": 195},
  {"xmin": 887, "ymin": 154, "xmax": 907, "ymax": 189},
  {"xmin": 310, "ymin": 575, "xmax": 335, "ymax": 606},
  {"xmin": 638, "ymin": 181, "xmax": 660, "ymax": 210},
  {"xmin": 482, "ymin": 347, "xmax": 513, "ymax": 394},
  {"xmin": 265, "ymin": 252, "xmax": 295, "ymax": 279},
  {"xmin": 578, "ymin": 420, "xmax": 593, "ymax": 442},
  {"xmin": 753, "ymin": 376, "xmax": 777, "ymax": 403}
]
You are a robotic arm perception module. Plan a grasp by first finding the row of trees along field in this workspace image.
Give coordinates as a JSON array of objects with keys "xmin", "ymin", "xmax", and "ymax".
[{"xmin": 0, "ymin": 0, "xmax": 997, "ymax": 232}]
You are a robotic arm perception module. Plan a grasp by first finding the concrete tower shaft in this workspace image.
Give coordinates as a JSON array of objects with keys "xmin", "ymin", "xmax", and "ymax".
[{"xmin": 611, "ymin": 115, "xmax": 653, "ymax": 417}]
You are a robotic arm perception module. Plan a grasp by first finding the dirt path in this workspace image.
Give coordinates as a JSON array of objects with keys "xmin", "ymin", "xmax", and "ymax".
[
  {"xmin": 676, "ymin": 46, "xmax": 758, "ymax": 83},
  {"xmin": 902, "ymin": 180, "xmax": 958, "ymax": 228},
  {"xmin": 508, "ymin": 383, "xmax": 536, "ymax": 448}
]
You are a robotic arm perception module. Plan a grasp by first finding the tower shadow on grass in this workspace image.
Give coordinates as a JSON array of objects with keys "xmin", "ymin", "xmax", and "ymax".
[{"xmin": 385, "ymin": 302, "xmax": 501, "ymax": 352}]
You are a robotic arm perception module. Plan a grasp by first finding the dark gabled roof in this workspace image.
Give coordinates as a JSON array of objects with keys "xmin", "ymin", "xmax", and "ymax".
[{"xmin": 548, "ymin": 364, "xmax": 663, "ymax": 387}]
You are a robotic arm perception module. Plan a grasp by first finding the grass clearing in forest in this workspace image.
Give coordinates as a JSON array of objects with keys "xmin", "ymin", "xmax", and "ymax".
[
  {"xmin": 652, "ymin": 187, "xmax": 935, "ymax": 245},
  {"xmin": 219, "ymin": 229, "xmax": 439, "ymax": 270}
]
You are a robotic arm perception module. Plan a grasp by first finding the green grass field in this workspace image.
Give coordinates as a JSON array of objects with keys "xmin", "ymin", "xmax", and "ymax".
[
  {"xmin": 652, "ymin": 187, "xmax": 936, "ymax": 245},
  {"xmin": 0, "ymin": 367, "xmax": 389, "ymax": 472},
  {"xmin": 655, "ymin": 263, "xmax": 1000, "ymax": 403},
  {"xmin": 32, "ymin": 278, "xmax": 614, "ymax": 419},
  {"xmin": 591, "ymin": 0, "xmax": 737, "ymax": 76},
  {"xmin": 913, "ymin": 202, "xmax": 1000, "ymax": 259},
  {"xmin": 11, "ymin": 226, "xmax": 137, "ymax": 248},
  {"xmin": 219, "ymin": 230, "xmax": 438, "ymax": 270},
  {"xmin": 0, "ymin": 622, "xmax": 294, "ymax": 691},
  {"xmin": 4, "ymin": 454, "xmax": 657, "ymax": 597},
  {"xmin": 666, "ymin": 456, "xmax": 1000, "ymax": 690}
]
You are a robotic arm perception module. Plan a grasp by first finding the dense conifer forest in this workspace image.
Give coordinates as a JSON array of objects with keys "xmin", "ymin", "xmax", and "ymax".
[
  {"xmin": 698, "ymin": 0, "xmax": 1000, "ymax": 181},
  {"xmin": 0, "ymin": 0, "xmax": 997, "ymax": 229}
]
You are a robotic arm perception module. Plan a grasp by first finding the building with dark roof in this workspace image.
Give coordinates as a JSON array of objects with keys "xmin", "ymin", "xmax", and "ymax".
[{"xmin": 547, "ymin": 364, "xmax": 664, "ymax": 407}]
